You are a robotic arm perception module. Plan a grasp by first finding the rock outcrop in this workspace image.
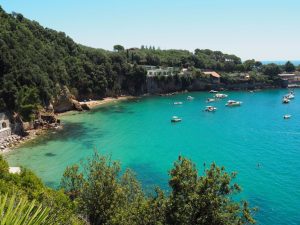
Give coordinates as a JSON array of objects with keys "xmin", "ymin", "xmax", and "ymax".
[
  {"xmin": 53, "ymin": 86, "xmax": 83, "ymax": 113},
  {"xmin": 80, "ymin": 103, "xmax": 91, "ymax": 110}
]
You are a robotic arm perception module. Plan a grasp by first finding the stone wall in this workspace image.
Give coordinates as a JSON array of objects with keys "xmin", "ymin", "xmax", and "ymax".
[
  {"xmin": 0, "ymin": 113, "xmax": 11, "ymax": 139},
  {"xmin": 0, "ymin": 128, "xmax": 11, "ymax": 139}
]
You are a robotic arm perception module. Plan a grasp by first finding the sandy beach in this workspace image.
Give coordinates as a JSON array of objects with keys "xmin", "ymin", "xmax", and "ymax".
[{"xmin": 79, "ymin": 96, "xmax": 135, "ymax": 109}]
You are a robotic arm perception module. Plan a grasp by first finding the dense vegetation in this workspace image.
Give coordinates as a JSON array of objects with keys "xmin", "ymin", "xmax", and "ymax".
[
  {"xmin": 0, "ymin": 152, "xmax": 256, "ymax": 225},
  {"xmin": 0, "ymin": 5, "xmax": 298, "ymax": 121},
  {"xmin": 60, "ymin": 152, "xmax": 256, "ymax": 225},
  {"xmin": 0, "ymin": 155, "xmax": 84, "ymax": 224},
  {"xmin": 0, "ymin": 6, "xmax": 146, "ymax": 115}
]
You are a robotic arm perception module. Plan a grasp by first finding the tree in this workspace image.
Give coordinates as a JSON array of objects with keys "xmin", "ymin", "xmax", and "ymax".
[
  {"xmin": 0, "ymin": 155, "xmax": 9, "ymax": 178},
  {"xmin": 284, "ymin": 61, "xmax": 295, "ymax": 72},
  {"xmin": 0, "ymin": 194, "xmax": 53, "ymax": 225},
  {"xmin": 61, "ymin": 153, "xmax": 255, "ymax": 225},
  {"xmin": 167, "ymin": 156, "xmax": 256, "ymax": 225},
  {"xmin": 60, "ymin": 165, "xmax": 84, "ymax": 200},
  {"xmin": 16, "ymin": 87, "xmax": 40, "ymax": 121},
  {"xmin": 113, "ymin": 44, "xmax": 125, "ymax": 52},
  {"xmin": 243, "ymin": 59, "xmax": 256, "ymax": 71},
  {"xmin": 262, "ymin": 63, "xmax": 281, "ymax": 77},
  {"xmin": 61, "ymin": 151, "xmax": 144, "ymax": 225}
]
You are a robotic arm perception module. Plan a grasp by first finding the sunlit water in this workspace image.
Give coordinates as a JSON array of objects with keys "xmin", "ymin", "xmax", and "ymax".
[{"xmin": 5, "ymin": 89, "xmax": 300, "ymax": 224}]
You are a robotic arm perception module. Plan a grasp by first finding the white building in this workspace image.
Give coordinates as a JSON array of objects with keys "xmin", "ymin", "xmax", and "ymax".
[
  {"xmin": 146, "ymin": 67, "xmax": 176, "ymax": 77},
  {"xmin": 0, "ymin": 113, "xmax": 11, "ymax": 139}
]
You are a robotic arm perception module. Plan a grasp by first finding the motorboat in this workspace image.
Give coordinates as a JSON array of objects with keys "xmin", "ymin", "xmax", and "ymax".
[
  {"xmin": 283, "ymin": 114, "xmax": 291, "ymax": 119},
  {"xmin": 282, "ymin": 98, "xmax": 290, "ymax": 104},
  {"xmin": 173, "ymin": 102, "xmax": 183, "ymax": 105},
  {"xmin": 226, "ymin": 100, "xmax": 242, "ymax": 106},
  {"xmin": 205, "ymin": 106, "xmax": 217, "ymax": 112},
  {"xmin": 209, "ymin": 90, "xmax": 218, "ymax": 93},
  {"xmin": 206, "ymin": 98, "xmax": 216, "ymax": 103},
  {"xmin": 187, "ymin": 96, "xmax": 194, "ymax": 100},
  {"xmin": 285, "ymin": 93, "xmax": 295, "ymax": 99},
  {"xmin": 171, "ymin": 116, "xmax": 182, "ymax": 122},
  {"xmin": 215, "ymin": 93, "xmax": 228, "ymax": 99}
]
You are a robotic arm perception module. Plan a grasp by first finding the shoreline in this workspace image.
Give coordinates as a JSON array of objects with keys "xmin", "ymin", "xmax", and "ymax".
[
  {"xmin": 0, "ymin": 88, "xmax": 289, "ymax": 155},
  {"xmin": 80, "ymin": 95, "xmax": 136, "ymax": 109},
  {"xmin": 1, "ymin": 95, "xmax": 135, "ymax": 155},
  {"xmin": 0, "ymin": 129, "xmax": 48, "ymax": 154}
]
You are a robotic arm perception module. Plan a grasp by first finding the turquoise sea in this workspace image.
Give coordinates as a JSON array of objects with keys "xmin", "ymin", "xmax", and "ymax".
[{"xmin": 5, "ymin": 89, "xmax": 300, "ymax": 225}]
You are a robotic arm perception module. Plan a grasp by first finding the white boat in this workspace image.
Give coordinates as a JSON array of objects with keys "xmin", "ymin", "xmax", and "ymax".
[
  {"xmin": 209, "ymin": 90, "xmax": 218, "ymax": 93},
  {"xmin": 171, "ymin": 116, "xmax": 182, "ymax": 122},
  {"xmin": 206, "ymin": 98, "xmax": 215, "ymax": 103},
  {"xmin": 282, "ymin": 98, "xmax": 290, "ymax": 104},
  {"xmin": 174, "ymin": 102, "xmax": 183, "ymax": 105},
  {"xmin": 215, "ymin": 93, "xmax": 228, "ymax": 99},
  {"xmin": 187, "ymin": 96, "xmax": 194, "ymax": 100},
  {"xmin": 285, "ymin": 93, "xmax": 295, "ymax": 99},
  {"xmin": 283, "ymin": 114, "xmax": 291, "ymax": 119},
  {"xmin": 205, "ymin": 106, "xmax": 217, "ymax": 112},
  {"xmin": 226, "ymin": 100, "xmax": 242, "ymax": 106}
]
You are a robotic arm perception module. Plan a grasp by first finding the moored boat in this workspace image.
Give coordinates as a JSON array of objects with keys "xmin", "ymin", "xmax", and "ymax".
[
  {"xmin": 226, "ymin": 100, "xmax": 242, "ymax": 106},
  {"xmin": 171, "ymin": 116, "xmax": 182, "ymax": 122},
  {"xmin": 187, "ymin": 96, "xmax": 194, "ymax": 100},
  {"xmin": 206, "ymin": 98, "xmax": 215, "ymax": 103},
  {"xmin": 283, "ymin": 114, "xmax": 291, "ymax": 119},
  {"xmin": 205, "ymin": 106, "xmax": 217, "ymax": 112},
  {"xmin": 215, "ymin": 93, "xmax": 228, "ymax": 99},
  {"xmin": 282, "ymin": 98, "xmax": 290, "ymax": 104},
  {"xmin": 209, "ymin": 90, "xmax": 218, "ymax": 93},
  {"xmin": 173, "ymin": 101, "xmax": 183, "ymax": 105},
  {"xmin": 285, "ymin": 93, "xmax": 295, "ymax": 99}
]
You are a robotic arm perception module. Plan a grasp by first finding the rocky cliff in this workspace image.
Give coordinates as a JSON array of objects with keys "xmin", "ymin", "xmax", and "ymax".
[{"xmin": 53, "ymin": 86, "xmax": 83, "ymax": 113}]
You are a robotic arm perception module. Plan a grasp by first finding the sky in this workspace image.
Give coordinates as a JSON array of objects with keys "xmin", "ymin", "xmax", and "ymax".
[{"xmin": 0, "ymin": 0, "xmax": 299, "ymax": 61}]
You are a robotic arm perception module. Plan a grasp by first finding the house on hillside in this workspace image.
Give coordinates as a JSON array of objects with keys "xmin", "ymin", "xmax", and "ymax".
[
  {"xmin": 238, "ymin": 73, "xmax": 251, "ymax": 81},
  {"xmin": 146, "ymin": 67, "xmax": 176, "ymax": 77},
  {"xmin": 203, "ymin": 71, "xmax": 221, "ymax": 84},
  {"xmin": 278, "ymin": 72, "xmax": 300, "ymax": 87},
  {"xmin": 141, "ymin": 65, "xmax": 157, "ymax": 71},
  {"xmin": 0, "ymin": 113, "xmax": 11, "ymax": 139},
  {"xmin": 178, "ymin": 68, "xmax": 194, "ymax": 76}
]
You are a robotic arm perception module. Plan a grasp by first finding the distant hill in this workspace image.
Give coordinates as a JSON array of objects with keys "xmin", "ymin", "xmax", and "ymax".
[
  {"xmin": 0, "ymin": 6, "xmax": 295, "ymax": 120},
  {"xmin": 261, "ymin": 60, "xmax": 300, "ymax": 66}
]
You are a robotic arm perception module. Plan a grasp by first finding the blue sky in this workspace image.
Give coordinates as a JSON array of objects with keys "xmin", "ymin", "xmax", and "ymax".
[{"xmin": 1, "ymin": 0, "xmax": 299, "ymax": 60}]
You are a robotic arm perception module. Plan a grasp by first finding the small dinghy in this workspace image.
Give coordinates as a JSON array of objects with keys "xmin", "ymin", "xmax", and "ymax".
[
  {"xmin": 226, "ymin": 100, "xmax": 242, "ymax": 106},
  {"xmin": 283, "ymin": 114, "xmax": 291, "ymax": 119},
  {"xmin": 215, "ymin": 93, "xmax": 228, "ymax": 99},
  {"xmin": 173, "ymin": 102, "xmax": 183, "ymax": 105},
  {"xmin": 205, "ymin": 106, "xmax": 217, "ymax": 112},
  {"xmin": 206, "ymin": 98, "xmax": 215, "ymax": 103},
  {"xmin": 171, "ymin": 116, "xmax": 182, "ymax": 122},
  {"xmin": 187, "ymin": 96, "xmax": 194, "ymax": 100},
  {"xmin": 209, "ymin": 90, "xmax": 218, "ymax": 93}
]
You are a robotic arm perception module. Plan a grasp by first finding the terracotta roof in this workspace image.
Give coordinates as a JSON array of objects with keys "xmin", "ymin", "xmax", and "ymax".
[{"xmin": 203, "ymin": 71, "xmax": 221, "ymax": 78}]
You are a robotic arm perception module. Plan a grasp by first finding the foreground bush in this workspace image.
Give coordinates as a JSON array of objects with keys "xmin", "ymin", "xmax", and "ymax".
[
  {"xmin": 61, "ymin": 152, "xmax": 256, "ymax": 225},
  {"xmin": 0, "ymin": 155, "xmax": 84, "ymax": 224}
]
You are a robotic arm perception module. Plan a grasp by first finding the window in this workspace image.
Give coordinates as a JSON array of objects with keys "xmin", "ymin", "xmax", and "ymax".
[{"xmin": 2, "ymin": 122, "xmax": 7, "ymax": 129}]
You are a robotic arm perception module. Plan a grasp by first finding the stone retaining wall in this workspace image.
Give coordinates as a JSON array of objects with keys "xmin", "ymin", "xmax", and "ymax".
[{"xmin": 0, "ymin": 128, "xmax": 11, "ymax": 139}]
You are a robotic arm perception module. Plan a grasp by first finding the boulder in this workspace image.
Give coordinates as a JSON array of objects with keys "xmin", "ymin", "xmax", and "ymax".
[
  {"xmin": 53, "ymin": 86, "xmax": 83, "ymax": 113},
  {"xmin": 80, "ymin": 103, "xmax": 91, "ymax": 110}
]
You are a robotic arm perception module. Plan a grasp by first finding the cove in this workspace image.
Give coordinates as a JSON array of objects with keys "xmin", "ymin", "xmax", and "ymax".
[{"xmin": 5, "ymin": 89, "xmax": 300, "ymax": 225}]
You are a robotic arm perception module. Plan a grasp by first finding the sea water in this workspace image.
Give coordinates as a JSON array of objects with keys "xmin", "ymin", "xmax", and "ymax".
[{"xmin": 5, "ymin": 89, "xmax": 300, "ymax": 224}]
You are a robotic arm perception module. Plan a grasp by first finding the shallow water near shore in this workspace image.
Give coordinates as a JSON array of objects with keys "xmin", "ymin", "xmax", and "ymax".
[{"xmin": 5, "ymin": 89, "xmax": 300, "ymax": 224}]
